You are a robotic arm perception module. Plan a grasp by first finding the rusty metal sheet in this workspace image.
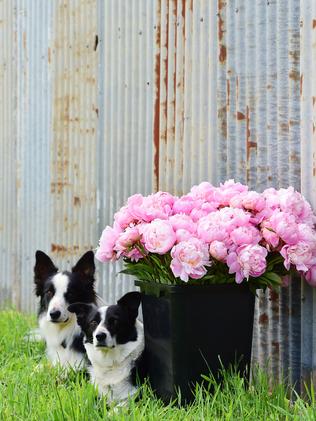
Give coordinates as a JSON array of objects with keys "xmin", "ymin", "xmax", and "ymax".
[
  {"xmin": 0, "ymin": 0, "xmax": 17, "ymax": 309},
  {"xmin": 300, "ymin": 0, "xmax": 316, "ymax": 387},
  {"xmin": 97, "ymin": 0, "xmax": 156, "ymax": 303},
  {"xmin": 50, "ymin": 0, "xmax": 99, "ymax": 277},
  {"xmin": 0, "ymin": 0, "xmax": 316, "ymax": 391}
]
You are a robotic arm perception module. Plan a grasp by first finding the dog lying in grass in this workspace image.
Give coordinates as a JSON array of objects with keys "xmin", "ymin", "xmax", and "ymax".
[
  {"xmin": 34, "ymin": 250, "xmax": 97, "ymax": 369},
  {"xmin": 68, "ymin": 292, "xmax": 145, "ymax": 403}
]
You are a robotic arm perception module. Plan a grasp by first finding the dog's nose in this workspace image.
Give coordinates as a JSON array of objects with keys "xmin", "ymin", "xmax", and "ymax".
[
  {"xmin": 96, "ymin": 332, "xmax": 107, "ymax": 342},
  {"xmin": 50, "ymin": 310, "xmax": 61, "ymax": 321}
]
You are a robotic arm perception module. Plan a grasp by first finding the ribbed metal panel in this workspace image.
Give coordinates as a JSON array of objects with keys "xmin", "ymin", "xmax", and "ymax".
[
  {"xmin": 97, "ymin": 0, "xmax": 156, "ymax": 304},
  {"xmin": 15, "ymin": 0, "xmax": 53, "ymax": 312},
  {"xmin": 300, "ymin": 0, "xmax": 316, "ymax": 386},
  {"xmin": 50, "ymin": 0, "xmax": 98, "ymax": 275},
  {"xmin": 0, "ymin": 0, "xmax": 17, "ymax": 308},
  {"xmin": 215, "ymin": 0, "xmax": 302, "ymax": 385},
  {"xmin": 0, "ymin": 0, "xmax": 316, "ymax": 389},
  {"xmin": 154, "ymin": 1, "xmax": 218, "ymax": 194}
]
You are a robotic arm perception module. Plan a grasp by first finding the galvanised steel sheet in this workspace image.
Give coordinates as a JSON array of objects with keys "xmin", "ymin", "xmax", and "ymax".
[
  {"xmin": 0, "ymin": 0, "xmax": 17, "ymax": 308},
  {"xmin": 0, "ymin": 0, "xmax": 315, "ymax": 390}
]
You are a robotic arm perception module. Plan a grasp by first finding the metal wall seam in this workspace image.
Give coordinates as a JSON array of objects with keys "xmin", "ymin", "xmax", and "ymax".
[
  {"xmin": 50, "ymin": 0, "xmax": 98, "ymax": 276},
  {"xmin": 99, "ymin": 0, "xmax": 155, "ymax": 304},
  {"xmin": 300, "ymin": 0, "xmax": 316, "ymax": 387},
  {"xmin": 0, "ymin": 0, "xmax": 17, "ymax": 308}
]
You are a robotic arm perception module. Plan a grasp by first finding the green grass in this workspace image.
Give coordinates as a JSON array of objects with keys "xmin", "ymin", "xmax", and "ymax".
[{"xmin": 0, "ymin": 310, "xmax": 315, "ymax": 421}]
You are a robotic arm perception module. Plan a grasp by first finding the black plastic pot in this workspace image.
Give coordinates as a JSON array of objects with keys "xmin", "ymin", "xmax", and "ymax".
[{"xmin": 136, "ymin": 281, "xmax": 255, "ymax": 403}]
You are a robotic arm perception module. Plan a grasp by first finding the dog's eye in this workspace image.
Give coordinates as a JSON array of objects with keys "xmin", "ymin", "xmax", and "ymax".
[
  {"xmin": 90, "ymin": 320, "xmax": 98, "ymax": 329},
  {"xmin": 108, "ymin": 317, "xmax": 118, "ymax": 326},
  {"xmin": 46, "ymin": 290, "xmax": 53, "ymax": 298}
]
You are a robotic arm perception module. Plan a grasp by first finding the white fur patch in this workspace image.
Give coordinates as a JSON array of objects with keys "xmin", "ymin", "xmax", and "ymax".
[
  {"xmin": 85, "ymin": 319, "xmax": 144, "ymax": 403},
  {"xmin": 38, "ymin": 272, "xmax": 85, "ymax": 369},
  {"xmin": 93, "ymin": 306, "xmax": 115, "ymax": 348},
  {"xmin": 47, "ymin": 273, "xmax": 71, "ymax": 322},
  {"xmin": 39, "ymin": 313, "xmax": 85, "ymax": 369}
]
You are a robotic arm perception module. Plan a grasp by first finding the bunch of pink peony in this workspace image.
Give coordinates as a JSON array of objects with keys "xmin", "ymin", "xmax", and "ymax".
[{"xmin": 96, "ymin": 181, "xmax": 316, "ymax": 288}]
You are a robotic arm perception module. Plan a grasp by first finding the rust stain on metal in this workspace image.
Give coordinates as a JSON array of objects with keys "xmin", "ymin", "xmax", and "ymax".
[
  {"xmin": 217, "ymin": 0, "xmax": 226, "ymax": 63},
  {"xmin": 259, "ymin": 313, "xmax": 269, "ymax": 324},
  {"xmin": 218, "ymin": 105, "xmax": 227, "ymax": 139},
  {"xmin": 163, "ymin": 1, "xmax": 170, "ymax": 130},
  {"xmin": 290, "ymin": 153, "xmax": 300, "ymax": 163},
  {"xmin": 219, "ymin": 45, "xmax": 226, "ymax": 63},
  {"xmin": 173, "ymin": 0, "xmax": 178, "ymax": 137},
  {"xmin": 51, "ymin": 244, "xmax": 80, "ymax": 255},
  {"xmin": 269, "ymin": 289, "xmax": 279, "ymax": 303},
  {"xmin": 226, "ymin": 79, "xmax": 230, "ymax": 107},
  {"xmin": 73, "ymin": 196, "xmax": 81, "ymax": 206},
  {"xmin": 51, "ymin": 181, "xmax": 70, "ymax": 194},
  {"xmin": 94, "ymin": 106, "xmax": 99, "ymax": 118},
  {"xmin": 312, "ymin": 96, "xmax": 315, "ymax": 107},
  {"xmin": 236, "ymin": 76, "xmax": 239, "ymax": 100},
  {"xmin": 289, "ymin": 70, "xmax": 300, "ymax": 81},
  {"xmin": 246, "ymin": 107, "xmax": 255, "ymax": 162},
  {"xmin": 153, "ymin": 0, "xmax": 161, "ymax": 191},
  {"xmin": 48, "ymin": 47, "xmax": 51, "ymax": 63},
  {"xmin": 237, "ymin": 111, "xmax": 245, "ymax": 120},
  {"xmin": 272, "ymin": 341, "xmax": 280, "ymax": 354},
  {"xmin": 181, "ymin": 0, "xmax": 186, "ymax": 20},
  {"xmin": 300, "ymin": 74, "xmax": 303, "ymax": 96},
  {"xmin": 279, "ymin": 122, "xmax": 289, "ymax": 133},
  {"xmin": 23, "ymin": 31, "xmax": 26, "ymax": 49},
  {"xmin": 313, "ymin": 19, "xmax": 316, "ymax": 29}
]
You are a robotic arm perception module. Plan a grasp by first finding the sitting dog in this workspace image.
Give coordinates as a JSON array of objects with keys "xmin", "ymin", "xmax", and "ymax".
[
  {"xmin": 34, "ymin": 250, "xmax": 97, "ymax": 369},
  {"xmin": 68, "ymin": 292, "xmax": 145, "ymax": 403}
]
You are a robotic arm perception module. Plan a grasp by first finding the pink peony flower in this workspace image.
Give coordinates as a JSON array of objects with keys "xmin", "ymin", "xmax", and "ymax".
[
  {"xmin": 230, "ymin": 226, "xmax": 262, "ymax": 246},
  {"xmin": 114, "ymin": 226, "xmax": 143, "ymax": 261},
  {"xmin": 127, "ymin": 192, "xmax": 175, "ymax": 222},
  {"xmin": 197, "ymin": 214, "xmax": 229, "ymax": 244},
  {"xmin": 96, "ymin": 226, "xmax": 121, "ymax": 262},
  {"xmin": 278, "ymin": 187, "xmax": 315, "ymax": 224},
  {"xmin": 227, "ymin": 245, "xmax": 267, "ymax": 283},
  {"xmin": 297, "ymin": 224, "xmax": 316, "ymax": 247},
  {"xmin": 141, "ymin": 219, "xmax": 176, "ymax": 254},
  {"xmin": 172, "ymin": 195, "xmax": 197, "ymax": 215},
  {"xmin": 242, "ymin": 191, "xmax": 266, "ymax": 212},
  {"xmin": 169, "ymin": 214, "xmax": 196, "ymax": 233},
  {"xmin": 190, "ymin": 182, "xmax": 218, "ymax": 203},
  {"xmin": 209, "ymin": 241, "xmax": 228, "ymax": 261},
  {"xmin": 305, "ymin": 266, "xmax": 316, "ymax": 287},
  {"xmin": 170, "ymin": 238, "xmax": 211, "ymax": 282},
  {"xmin": 261, "ymin": 226, "xmax": 280, "ymax": 249},
  {"xmin": 190, "ymin": 202, "xmax": 218, "ymax": 222},
  {"xmin": 269, "ymin": 211, "xmax": 299, "ymax": 245},
  {"xmin": 213, "ymin": 179, "xmax": 248, "ymax": 206},
  {"xmin": 280, "ymin": 242, "xmax": 315, "ymax": 272},
  {"xmin": 175, "ymin": 229, "xmax": 195, "ymax": 243},
  {"xmin": 114, "ymin": 205, "xmax": 135, "ymax": 229},
  {"xmin": 262, "ymin": 187, "xmax": 280, "ymax": 210}
]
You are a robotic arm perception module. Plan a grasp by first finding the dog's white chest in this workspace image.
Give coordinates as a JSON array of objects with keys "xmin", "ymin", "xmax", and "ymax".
[
  {"xmin": 85, "ymin": 320, "xmax": 144, "ymax": 402},
  {"xmin": 39, "ymin": 315, "xmax": 84, "ymax": 369}
]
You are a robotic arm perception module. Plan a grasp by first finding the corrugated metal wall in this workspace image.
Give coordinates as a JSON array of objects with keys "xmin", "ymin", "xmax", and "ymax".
[{"xmin": 0, "ymin": 0, "xmax": 316, "ymax": 389}]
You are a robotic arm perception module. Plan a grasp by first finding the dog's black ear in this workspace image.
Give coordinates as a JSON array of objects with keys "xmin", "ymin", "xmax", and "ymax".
[
  {"xmin": 68, "ymin": 302, "xmax": 95, "ymax": 328},
  {"xmin": 72, "ymin": 251, "xmax": 95, "ymax": 278},
  {"xmin": 34, "ymin": 251, "xmax": 58, "ymax": 296},
  {"xmin": 117, "ymin": 292, "xmax": 141, "ymax": 321}
]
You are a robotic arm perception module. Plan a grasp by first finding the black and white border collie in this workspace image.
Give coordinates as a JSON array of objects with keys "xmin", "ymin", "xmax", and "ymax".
[
  {"xmin": 34, "ymin": 250, "xmax": 97, "ymax": 369},
  {"xmin": 68, "ymin": 292, "xmax": 145, "ymax": 403}
]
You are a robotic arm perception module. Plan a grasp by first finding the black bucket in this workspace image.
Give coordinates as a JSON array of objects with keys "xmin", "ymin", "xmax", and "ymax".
[{"xmin": 136, "ymin": 281, "xmax": 256, "ymax": 403}]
